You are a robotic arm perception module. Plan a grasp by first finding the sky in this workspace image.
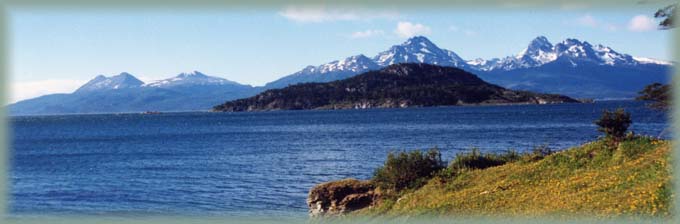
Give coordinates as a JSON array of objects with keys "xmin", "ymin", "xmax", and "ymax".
[{"xmin": 7, "ymin": 3, "xmax": 674, "ymax": 103}]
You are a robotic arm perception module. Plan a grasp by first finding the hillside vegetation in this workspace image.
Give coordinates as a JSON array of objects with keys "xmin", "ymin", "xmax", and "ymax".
[
  {"xmin": 359, "ymin": 136, "xmax": 672, "ymax": 217},
  {"xmin": 213, "ymin": 63, "xmax": 577, "ymax": 112}
]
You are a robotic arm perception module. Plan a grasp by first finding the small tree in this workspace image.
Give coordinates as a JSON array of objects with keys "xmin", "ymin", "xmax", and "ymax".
[
  {"xmin": 636, "ymin": 83, "xmax": 670, "ymax": 111},
  {"xmin": 372, "ymin": 148, "xmax": 445, "ymax": 191},
  {"xmin": 595, "ymin": 108, "xmax": 632, "ymax": 142}
]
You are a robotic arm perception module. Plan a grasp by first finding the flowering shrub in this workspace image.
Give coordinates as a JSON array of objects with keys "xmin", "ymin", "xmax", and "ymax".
[{"xmin": 595, "ymin": 108, "xmax": 632, "ymax": 142}]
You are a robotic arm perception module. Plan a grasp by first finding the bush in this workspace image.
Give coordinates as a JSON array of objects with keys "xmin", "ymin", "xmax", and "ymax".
[
  {"xmin": 449, "ymin": 148, "xmax": 522, "ymax": 171},
  {"xmin": 636, "ymin": 83, "xmax": 670, "ymax": 110},
  {"xmin": 372, "ymin": 148, "xmax": 445, "ymax": 191},
  {"xmin": 595, "ymin": 108, "xmax": 632, "ymax": 142}
]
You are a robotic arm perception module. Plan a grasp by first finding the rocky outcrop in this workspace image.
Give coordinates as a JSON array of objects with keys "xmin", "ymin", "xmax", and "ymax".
[{"xmin": 307, "ymin": 178, "xmax": 379, "ymax": 217}]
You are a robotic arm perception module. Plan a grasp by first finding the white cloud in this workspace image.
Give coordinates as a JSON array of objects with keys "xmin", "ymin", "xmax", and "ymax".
[
  {"xmin": 278, "ymin": 5, "xmax": 397, "ymax": 23},
  {"xmin": 628, "ymin": 15, "xmax": 657, "ymax": 32},
  {"xmin": 350, "ymin": 29, "xmax": 385, "ymax": 39},
  {"xmin": 9, "ymin": 79, "xmax": 85, "ymax": 104},
  {"xmin": 394, "ymin": 21, "xmax": 431, "ymax": 38}
]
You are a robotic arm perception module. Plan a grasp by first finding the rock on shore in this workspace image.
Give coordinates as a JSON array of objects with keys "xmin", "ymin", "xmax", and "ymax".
[{"xmin": 307, "ymin": 178, "xmax": 379, "ymax": 217}]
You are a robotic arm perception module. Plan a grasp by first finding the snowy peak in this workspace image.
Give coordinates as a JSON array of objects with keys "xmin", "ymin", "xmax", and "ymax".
[
  {"xmin": 554, "ymin": 38, "xmax": 639, "ymax": 66},
  {"xmin": 144, "ymin": 71, "xmax": 241, "ymax": 87},
  {"xmin": 522, "ymin": 36, "xmax": 553, "ymax": 54},
  {"xmin": 75, "ymin": 72, "xmax": 144, "ymax": 93},
  {"xmin": 519, "ymin": 36, "xmax": 555, "ymax": 58},
  {"xmin": 633, "ymin": 57, "xmax": 673, "ymax": 65},
  {"xmin": 319, "ymin": 54, "xmax": 380, "ymax": 73},
  {"xmin": 553, "ymin": 38, "xmax": 599, "ymax": 62},
  {"xmin": 74, "ymin": 70, "xmax": 249, "ymax": 93},
  {"xmin": 176, "ymin": 70, "xmax": 209, "ymax": 79},
  {"xmin": 374, "ymin": 36, "xmax": 466, "ymax": 67},
  {"xmin": 531, "ymin": 36, "xmax": 552, "ymax": 48},
  {"xmin": 592, "ymin": 44, "xmax": 636, "ymax": 65},
  {"xmin": 471, "ymin": 36, "xmax": 650, "ymax": 71},
  {"xmin": 403, "ymin": 35, "xmax": 439, "ymax": 51},
  {"xmin": 276, "ymin": 35, "xmax": 670, "ymax": 89},
  {"xmin": 466, "ymin": 58, "xmax": 499, "ymax": 67},
  {"xmin": 512, "ymin": 36, "xmax": 558, "ymax": 68},
  {"xmin": 295, "ymin": 54, "xmax": 380, "ymax": 76},
  {"xmin": 268, "ymin": 36, "xmax": 472, "ymax": 89}
]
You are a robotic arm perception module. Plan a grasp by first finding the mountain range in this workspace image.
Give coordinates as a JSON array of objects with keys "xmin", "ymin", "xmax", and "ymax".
[
  {"xmin": 9, "ymin": 36, "xmax": 672, "ymax": 115},
  {"xmin": 10, "ymin": 71, "xmax": 258, "ymax": 115},
  {"xmin": 214, "ymin": 63, "xmax": 578, "ymax": 112},
  {"xmin": 265, "ymin": 36, "xmax": 671, "ymax": 99}
]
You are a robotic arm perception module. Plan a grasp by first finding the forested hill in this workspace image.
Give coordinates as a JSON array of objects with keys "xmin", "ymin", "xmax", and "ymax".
[{"xmin": 213, "ymin": 63, "xmax": 579, "ymax": 112}]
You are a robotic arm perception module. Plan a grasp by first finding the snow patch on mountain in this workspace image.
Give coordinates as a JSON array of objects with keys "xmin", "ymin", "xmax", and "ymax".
[
  {"xmin": 287, "ymin": 54, "xmax": 381, "ymax": 78},
  {"xmin": 75, "ymin": 72, "xmax": 144, "ymax": 93},
  {"xmin": 633, "ymin": 57, "xmax": 673, "ymax": 65},
  {"xmin": 373, "ymin": 36, "xmax": 468, "ymax": 68},
  {"xmin": 469, "ymin": 36, "xmax": 647, "ymax": 71},
  {"xmin": 319, "ymin": 55, "xmax": 380, "ymax": 73},
  {"xmin": 271, "ymin": 35, "xmax": 671, "ymax": 89},
  {"xmin": 144, "ymin": 71, "xmax": 241, "ymax": 87}
]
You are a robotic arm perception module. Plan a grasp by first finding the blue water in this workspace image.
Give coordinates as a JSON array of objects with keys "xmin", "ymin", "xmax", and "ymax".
[{"xmin": 9, "ymin": 101, "xmax": 668, "ymax": 216}]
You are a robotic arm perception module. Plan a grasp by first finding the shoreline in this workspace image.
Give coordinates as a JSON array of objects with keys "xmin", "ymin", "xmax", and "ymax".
[
  {"xmin": 10, "ymin": 99, "xmax": 648, "ymax": 117},
  {"xmin": 307, "ymin": 136, "xmax": 672, "ymax": 218}
]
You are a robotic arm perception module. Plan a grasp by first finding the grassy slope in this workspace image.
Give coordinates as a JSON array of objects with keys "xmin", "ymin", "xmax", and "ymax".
[{"xmin": 362, "ymin": 137, "xmax": 672, "ymax": 217}]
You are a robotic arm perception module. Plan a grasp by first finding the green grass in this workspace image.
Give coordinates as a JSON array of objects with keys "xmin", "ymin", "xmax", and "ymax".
[{"xmin": 358, "ymin": 136, "xmax": 672, "ymax": 218}]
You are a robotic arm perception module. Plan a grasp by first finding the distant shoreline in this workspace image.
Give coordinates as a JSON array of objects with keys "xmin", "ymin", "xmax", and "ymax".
[{"xmin": 7, "ymin": 99, "xmax": 648, "ymax": 117}]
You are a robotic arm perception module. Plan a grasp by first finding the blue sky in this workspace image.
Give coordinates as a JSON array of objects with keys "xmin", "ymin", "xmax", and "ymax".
[{"xmin": 8, "ymin": 3, "xmax": 673, "ymax": 103}]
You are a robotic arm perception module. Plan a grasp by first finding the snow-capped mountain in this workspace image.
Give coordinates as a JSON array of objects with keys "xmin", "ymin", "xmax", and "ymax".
[
  {"xmin": 10, "ymin": 35, "xmax": 673, "ymax": 115},
  {"xmin": 553, "ymin": 38, "xmax": 636, "ymax": 66},
  {"xmin": 12, "ymin": 71, "xmax": 258, "ymax": 115},
  {"xmin": 264, "ymin": 54, "xmax": 380, "ymax": 89},
  {"xmin": 266, "ymin": 36, "xmax": 469, "ymax": 89},
  {"xmin": 472, "ymin": 36, "xmax": 647, "ymax": 71},
  {"xmin": 512, "ymin": 36, "xmax": 558, "ymax": 68},
  {"xmin": 310, "ymin": 54, "xmax": 380, "ymax": 74},
  {"xmin": 264, "ymin": 35, "xmax": 670, "ymax": 97},
  {"xmin": 144, "ymin": 71, "xmax": 243, "ymax": 88},
  {"xmin": 634, "ymin": 57, "xmax": 673, "ymax": 65},
  {"xmin": 466, "ymin": 58, "xmax": 500, "ymax": 67},
  {"xmin": 477, "ymin": 36, "xmax": 558, "ymax": 71},
  {"xmin": 75, "ymin": 72, "xmax": 144, "ymax": 93},
  {"xmin": 471, "ymin": 37, "xmax": 670, "ymax": 99},
  {"xmin": 591, "ymin": 44, "xmax": 637, "ymax": 66},
  {"xmin": 373, "ymin": 36, "xmax": 467, "ymax": 68}
]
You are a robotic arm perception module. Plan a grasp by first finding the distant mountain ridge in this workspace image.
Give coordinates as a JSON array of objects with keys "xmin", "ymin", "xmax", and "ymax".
[
  {"xmin": 143, "ymin": 71, "xmax": 244, "ymax": 87},
  {"xmin": 473, "ymin": 37, "xmax": 641, "ymax": 71},
  {"xmin": 265, "ymin": 36, "xmax": 671, "ymax": 99},
  {"xmin": 372, "ymin": 36, "xmax": 468, "ymax": 68},
  {"xmin": 75, "ymin": 72, "xmax": 144, "ymax": 93},
  {"xmin": 9, "ymin": 35, "xmax": 672, "ymax": 115},
  {"xmin": 265, "ymin": 36, "xmax": 471, "ymax": 89},
  {"xmin": 9, "ymin": 71, "xmax": 259, "ymax": 115},
  {"xmin": 264, "ymin": 55, "xmax": 381, "ymax": 89},
  {"xmin": 214, "ymin": 63, "xmax": 578, "ymax": 112}
]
